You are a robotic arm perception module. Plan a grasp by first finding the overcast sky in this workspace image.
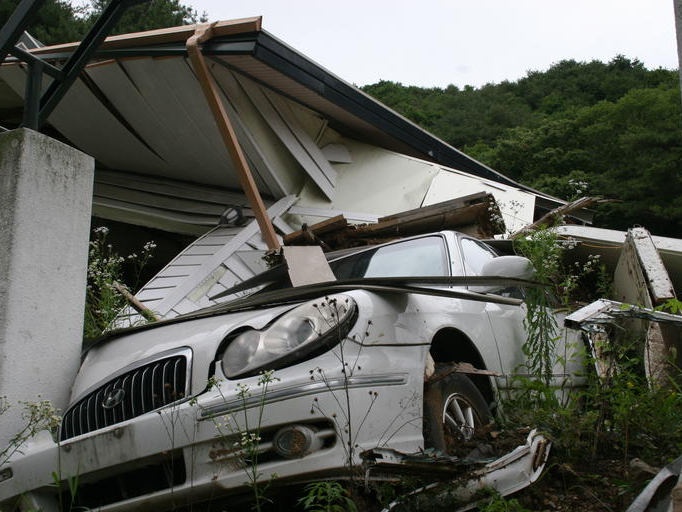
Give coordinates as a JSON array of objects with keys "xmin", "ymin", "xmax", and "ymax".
[{"xmin": 198, "ymin": 0, "xmax": 679, "ymax": 89}]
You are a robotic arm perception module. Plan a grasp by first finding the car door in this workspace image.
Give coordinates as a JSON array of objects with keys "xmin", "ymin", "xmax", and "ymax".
[
  {"xmin": 456, "ymin": 236, "xmax": 527, "ymax": 390},
  {"xmin": 456, "ymin": 235, "xmax": 584, "ymax": 392},
  {"xmin": 328, "ymin": 235, "xmax": 504, "ymax": 374}
]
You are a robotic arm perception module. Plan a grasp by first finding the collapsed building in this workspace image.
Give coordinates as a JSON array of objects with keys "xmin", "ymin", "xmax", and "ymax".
[{"xmin": 1, "ymin": 13, "xmax": 681, "ymax": 512}]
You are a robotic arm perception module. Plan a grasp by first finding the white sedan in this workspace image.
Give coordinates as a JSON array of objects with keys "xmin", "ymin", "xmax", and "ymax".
[{"xmin": 0, "ymin": 231, "xmax": 582, "ymax": 512}]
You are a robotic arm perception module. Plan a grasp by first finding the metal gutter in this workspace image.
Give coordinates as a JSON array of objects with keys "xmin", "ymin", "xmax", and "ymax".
[{"xmin": 185, "ymin": 23, "xmax": 279, "ymax": 250}]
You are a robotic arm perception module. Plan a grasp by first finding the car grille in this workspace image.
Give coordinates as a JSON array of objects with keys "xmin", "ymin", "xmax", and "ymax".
[{"xmin": 61, "ymin": 352, "xmax": 189, "ymax": 441}]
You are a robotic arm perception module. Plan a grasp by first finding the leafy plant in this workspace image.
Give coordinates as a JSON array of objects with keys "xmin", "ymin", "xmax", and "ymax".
[
  {"xmin": 84, "ymin": 226, "xmax": 156, "ymax": 338},
  {"xmin": 203, "ymin": 371, "xmax": 279, "ymax": 512},
  {"xmin": 0, "ymin": 398, "xmax": 61, "ymax": 469},
  {"xmin": 307, "ymin": 297, "xmax": 380, "ymax": 485},
  {"xmin": 477, "ymin": 489, "xmax": 532, "ymax": 512},
  {"xmin": 297, "ymin": 481, "xmax": 357, "ymax": 512},
  {"xmin": 513, "ymin": 228, "xmax": 562, "ymax": 385}
]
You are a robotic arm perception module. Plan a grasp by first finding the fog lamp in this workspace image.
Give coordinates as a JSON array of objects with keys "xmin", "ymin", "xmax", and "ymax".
[{"xmin": 272, "ymin": 425, "xmax": 322, "ymax": 459}]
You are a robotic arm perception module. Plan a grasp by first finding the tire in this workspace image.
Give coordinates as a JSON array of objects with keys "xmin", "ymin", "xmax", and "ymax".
[{"xmin": 423, "ymin": 366, "xmax": 491, "ymax": 453}]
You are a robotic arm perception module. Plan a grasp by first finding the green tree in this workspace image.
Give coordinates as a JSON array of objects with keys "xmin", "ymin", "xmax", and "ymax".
[
  {"xmin": 363, "ymin": 57, "xmax": 681, "ymax": 237},
  {"xmin": 0, "ymin": 0, "xmax": 204, "ymax": 46},
  {"xmin": 0, "ymin": 0, "xmax": 88, "ymax": 45},
  {"xmin": 85, "ymin": 0, "xmax": 205, "ymax": 36}
]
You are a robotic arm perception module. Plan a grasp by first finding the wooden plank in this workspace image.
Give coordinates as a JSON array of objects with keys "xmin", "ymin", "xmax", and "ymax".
[
  {"xmin": 380, "ymin": 192, "xmax": 489, "ymax": 223},
  {"xmin": 511, "ymin": 196, "xmax": 608, "ymax": 239},
  {"xmin": 113, "ymin": 282, "xmax": 159, "ymax": 322},
  {"xmin": 613, "ymin": 230, "xmax": 677, "ymax": 387},
  {"xmin": 284, "ymin": 215, "xmax": 348, "ymax": 245},
  {"xmin": 186, "ymin": 30, "xmax": 280, "ymax": 249},
  {"xmin": 32, "ymin": 17, "xmax": 262, "ymax": 54},
  {"xmin": 347, "ymin": 202, "xmax": 492, "ymax": 239}
]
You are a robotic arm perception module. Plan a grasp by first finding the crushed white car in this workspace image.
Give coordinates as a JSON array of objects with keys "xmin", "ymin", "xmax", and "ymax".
[{"xmin": 0, "ymin": 231, "xmax": 583, "ymax": 511}]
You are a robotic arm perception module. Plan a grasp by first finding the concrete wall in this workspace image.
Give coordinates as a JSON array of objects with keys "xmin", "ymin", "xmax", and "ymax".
[{"xmin": 0, "ymin": 129, "xmax": 94, "ymax": 455}]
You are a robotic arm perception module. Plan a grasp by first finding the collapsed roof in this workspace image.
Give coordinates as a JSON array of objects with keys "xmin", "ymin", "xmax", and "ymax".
[{"xmin": 0, "ymin": 17, "xmax": 576, "ymax": 236}]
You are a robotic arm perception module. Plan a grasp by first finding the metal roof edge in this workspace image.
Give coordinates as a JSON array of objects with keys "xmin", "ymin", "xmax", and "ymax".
[{"xmin": 27, "ymin": 16, "xmax": 262, "ymax": 55}]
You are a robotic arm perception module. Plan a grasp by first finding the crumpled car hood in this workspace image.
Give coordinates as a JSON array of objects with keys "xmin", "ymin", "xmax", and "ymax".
[{"xmin": 71, "ymin": 303, "xmax": 296, "ymax": 404}]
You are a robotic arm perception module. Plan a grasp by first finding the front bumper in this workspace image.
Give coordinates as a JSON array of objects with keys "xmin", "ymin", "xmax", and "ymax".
[{"xmin": 0, "ymin": 344, "xmax": 424, "ymax": 512}]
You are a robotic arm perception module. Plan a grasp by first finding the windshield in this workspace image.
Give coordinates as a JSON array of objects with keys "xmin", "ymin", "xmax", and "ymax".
[{"xmin": 330, "ymin": 236, "xmax": 449, "ymax": 279}]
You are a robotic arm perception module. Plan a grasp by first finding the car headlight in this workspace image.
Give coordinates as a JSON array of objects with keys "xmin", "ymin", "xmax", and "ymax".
[{"xmin": 221, "ymin": 294, "xmax": 357, "ymax": 379}]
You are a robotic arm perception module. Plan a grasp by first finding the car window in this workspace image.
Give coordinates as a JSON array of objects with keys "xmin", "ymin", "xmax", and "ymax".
[
  {"xmin": 330, "ymin": 236, "xmax": 449, "ymax": 279},
  {"xmin": 460, "ymin": 238, "xmax": 497, "ymax": 276}
]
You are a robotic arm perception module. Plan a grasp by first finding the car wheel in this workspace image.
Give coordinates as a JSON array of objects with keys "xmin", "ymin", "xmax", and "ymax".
[{"xmin": 423, "ymin": 367, "xmax": 491, "ymax": 453}]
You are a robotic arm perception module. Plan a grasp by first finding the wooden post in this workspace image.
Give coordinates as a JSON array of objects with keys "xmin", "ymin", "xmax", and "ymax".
[{"xmin": 186, "ymin": 23, "xmax": 280, "ymax": 250}]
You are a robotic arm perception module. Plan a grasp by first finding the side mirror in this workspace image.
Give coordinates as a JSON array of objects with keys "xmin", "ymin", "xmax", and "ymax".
[{"xmin": 471, "ymin": 255, "xmax": 534, "ymax": 293}]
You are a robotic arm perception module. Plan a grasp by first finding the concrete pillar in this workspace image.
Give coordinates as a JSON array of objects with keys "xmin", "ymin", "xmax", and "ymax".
[{"xmin": 0, "ymin": 128, "xmax": 94, "ymax": 456}]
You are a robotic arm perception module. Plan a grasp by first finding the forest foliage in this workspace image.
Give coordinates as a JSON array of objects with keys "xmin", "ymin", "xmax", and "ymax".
[
  {"xmin": 363, "ymin": 57, "xmax": 682, "ymax": 237},
  {"xmin": 0, "ymin": 0, "xmax": 205, "ymax": 46}
]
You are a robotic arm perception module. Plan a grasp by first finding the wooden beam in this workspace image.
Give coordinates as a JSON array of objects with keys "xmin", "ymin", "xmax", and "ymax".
[
  {"xmin": 186, "ymin": 24, "xmax": 279, "ymax": 250},
  {"xmin": 284, "ymin": 214, "xmax": 348, "ymax": 245},
  {"xmin": 113, "ymin": 281, "xmax": 159, "ymax": 322},
  {"xmin": 511, "ymin": 196, "xmax": 609, "ymax": 239},
  {"xmin": 31, "ymin": 17, "xmax": 262, "ymax": 55}
]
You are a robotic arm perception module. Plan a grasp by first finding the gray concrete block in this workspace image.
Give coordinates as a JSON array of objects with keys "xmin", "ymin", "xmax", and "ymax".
[{"xmin": 0, "ymin": 128, "xmax": 94, "ymax": 457}]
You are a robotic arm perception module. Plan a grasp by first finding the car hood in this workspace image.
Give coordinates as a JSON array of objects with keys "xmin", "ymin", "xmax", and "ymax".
[{"xmin": 71, "ymin": 302, "xmax": 296, "ymax": 404}]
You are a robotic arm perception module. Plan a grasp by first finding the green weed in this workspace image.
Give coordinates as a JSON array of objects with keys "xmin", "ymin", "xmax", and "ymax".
[{"xmin": 297, "ymin": 481, "xmax": 357, "ymax": 512}]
